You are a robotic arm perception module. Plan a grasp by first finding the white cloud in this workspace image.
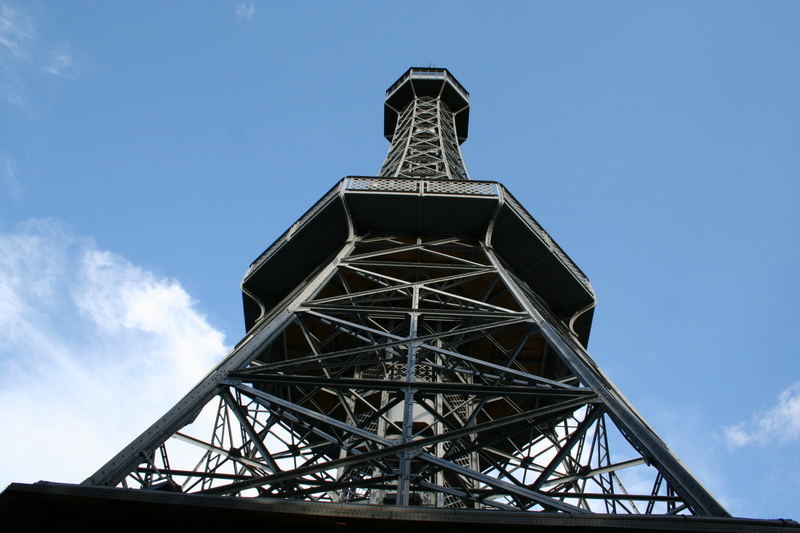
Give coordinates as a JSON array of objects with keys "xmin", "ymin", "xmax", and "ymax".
[
  {"xmin": 42, "ymin": 43, "xmax": 72, "ymax": 77},
  {"xmin": 723, "ymin": 382, "xmax": 800, "ymax": 447},
  {"xmin": 0, "ymin": 4, "xmax": 35, "ymax": 59},
  {"xmin": 235, "ymin": 2, "xmax": 256, "ymax": 22},
  {"xmin": 0, "ymin": 219, "xmax": 228, "ymax": 488}
]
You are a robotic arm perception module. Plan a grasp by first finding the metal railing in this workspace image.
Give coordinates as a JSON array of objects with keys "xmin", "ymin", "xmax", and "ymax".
[
  {"xmin": 346, "ymin": 177, "xmax": 498, "ymax": 197},
  {"xmin": 386, "ymin": 68, "xmax": 469, "ymax": 101}
]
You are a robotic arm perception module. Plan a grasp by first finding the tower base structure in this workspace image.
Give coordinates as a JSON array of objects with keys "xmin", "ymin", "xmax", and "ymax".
[
  {"xmin": 72, "ymin": 178, "xmax": 723, "ymax": 514},
  {"xmin": 2, "ymin": 178, "xmax": 800, "ymax": 529}
]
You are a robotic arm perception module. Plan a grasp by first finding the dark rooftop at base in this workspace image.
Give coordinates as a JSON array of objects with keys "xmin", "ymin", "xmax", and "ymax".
[{"xmin": 2, "ymin": 483, "xmax": 798, "ymax": 533}]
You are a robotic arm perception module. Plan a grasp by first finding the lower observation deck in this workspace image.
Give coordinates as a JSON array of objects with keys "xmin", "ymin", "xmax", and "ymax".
[{"xmin": 241, "ymin": 176, "xmax": 596, "ymax": 346}]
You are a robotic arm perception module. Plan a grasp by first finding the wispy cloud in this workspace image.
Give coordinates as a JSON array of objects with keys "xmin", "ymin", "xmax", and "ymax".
[
  {"xmin": 0, "ymin": 4, "xmax": 35, "ymax": 59},
  {"xmin": 0, "ymin": 4, "xmax": 35, "ymax": 104},
  {"xmin": 235, "ymin": 2, "xmax": 256, "ymax": 22},
  {"xmin": 43, "ymin": 43, "xmax": 73, "ymax": 77},
  {"xmin": 0, "ymin": 220, "xmax": 228, "ymax": 487},
  {"xmin": 0, "ymin": 153, "xmax": 22, "ymax": 200},
  {"xmin": 0, "ymin": 4, "xmax": 78, "ymax": 105},
  {"xmin": 723, "ymin": 382, "xmax": 800, "ymax": 446}
]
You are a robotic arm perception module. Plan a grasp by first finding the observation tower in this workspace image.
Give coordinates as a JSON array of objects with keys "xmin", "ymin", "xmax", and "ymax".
[{"xmin": 3, "ymin": 68, "xmax": 798, "ymax": 533}]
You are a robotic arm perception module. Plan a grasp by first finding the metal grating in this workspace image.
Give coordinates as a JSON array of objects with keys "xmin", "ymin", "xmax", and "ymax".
[
  {"xmin": 347, "ymin": 177, "xmax": 419, "ymax": 192},
  {"xmin": 425, "ymin": 180, "xmax": 497, "ymax": 196},
  {"xmin": 346, "ymin": 177, "xmax": 499, "ymax": 198}
]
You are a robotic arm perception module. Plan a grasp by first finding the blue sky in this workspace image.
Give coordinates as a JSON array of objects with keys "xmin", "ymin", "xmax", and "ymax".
[{"xmin": 1, "ymin": 0, "xmax": 798, "ymax": 520}]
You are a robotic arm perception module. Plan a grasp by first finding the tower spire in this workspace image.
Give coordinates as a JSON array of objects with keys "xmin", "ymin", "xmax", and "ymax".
[{"xmin": 380, "ymin": 68, "xmax": 470, "ymax": 180}]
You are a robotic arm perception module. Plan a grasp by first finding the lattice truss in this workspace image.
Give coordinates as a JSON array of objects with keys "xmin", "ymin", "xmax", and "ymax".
[
  {"xmin": 96, "ymin": 236, "xmax": 701, "ymax": 515},
  {"xmin": 380, "ymin": 96, "xmax": 469, "ymax": 180}
]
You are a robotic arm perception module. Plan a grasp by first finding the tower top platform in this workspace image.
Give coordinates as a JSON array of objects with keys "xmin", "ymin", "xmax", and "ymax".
[{"xmin": 384, "ymin": 67, "xmax": 470, "ymax": 144}]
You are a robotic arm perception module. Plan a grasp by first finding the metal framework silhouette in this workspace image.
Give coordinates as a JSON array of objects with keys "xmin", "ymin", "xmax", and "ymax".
[{"xmin": 78, "ymin": 68, "xmax": 733, "ymax": 517}]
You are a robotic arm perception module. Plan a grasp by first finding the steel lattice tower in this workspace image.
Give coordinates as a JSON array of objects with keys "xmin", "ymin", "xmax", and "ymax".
[
  {"xmin": 83, "ymin": 67, "xmax": 724, "ymax": 514},
  {"xmin": 7, "ymin": 68, "xmax": 799, "ymax": 532}
]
